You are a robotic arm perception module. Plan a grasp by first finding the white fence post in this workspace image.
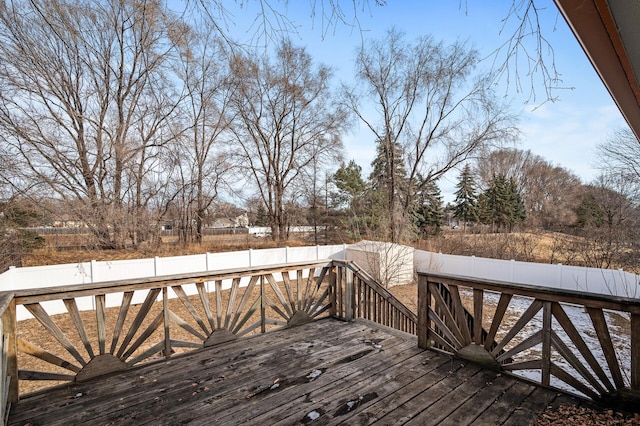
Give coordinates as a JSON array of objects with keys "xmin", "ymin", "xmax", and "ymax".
[
  {"xmin": 90, "ymin": 260, "xmax": 97, "ymax": 283},
  {"xmin": 154, "ymin": 256, "xmax": 160, "ymax": 277},
  {"xmin": 557, "ymin": 264, "xmax": 563, "ymax": 288},
  {"xmin": 249, "ymin": 249, "xmax": 253, "ymax": 267},
  {"xmin": 7, "ymin": 266, "xmax": 15, "ymax": 289},
  {"xmin": 510, "ymin": 259, "xmax": 515, "ymax": 283}
]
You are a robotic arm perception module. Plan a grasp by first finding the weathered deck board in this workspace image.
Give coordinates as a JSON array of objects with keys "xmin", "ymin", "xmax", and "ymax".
[
  {"xmin": 8, "ymin": 318, "xmax": 577, "ymax": 426},
  {"xmin": 10, "ymin": 319, "xmax": 370, "ymax": 424}
]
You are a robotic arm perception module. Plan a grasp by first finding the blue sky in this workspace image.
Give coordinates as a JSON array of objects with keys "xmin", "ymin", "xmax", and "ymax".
[{"xmin": 222, "ymin": 0, "xmax": 628, "ymax": 198}]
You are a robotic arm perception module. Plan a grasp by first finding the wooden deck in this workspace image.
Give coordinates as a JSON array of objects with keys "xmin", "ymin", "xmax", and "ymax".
[{"xmin": 8, "ymin": 318, "xmax": 579, "ymax": 426}]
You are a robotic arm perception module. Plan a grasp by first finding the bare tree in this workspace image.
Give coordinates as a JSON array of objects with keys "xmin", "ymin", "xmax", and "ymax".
[
  {"xmin": 172, "ymin": 23, "xmax": 234, "ymax": 243},
  {"xmin": 487, "ymin": 0, "xmax": 567, "ymax": 103},
  {"xmin": 187, "ymin": 0, "xmax": 566, "ymax": 104},
  {"xmin": 344, "ymin": 28, "xmax": 517, "ymax": 242},
  {"xmin": 0, "ymin": 0, "xmax": 187, "ymax": 248},
  {"xmin": 596, "ymin": 128, "xmax": 640, "ymax": 202},
  {"xmin": 573, "ymin": 173, "xmax": 639, "ymax": 270},
  {"xmin": 228, "ymin": 40, "xmax": 348, "ymax": 243}
]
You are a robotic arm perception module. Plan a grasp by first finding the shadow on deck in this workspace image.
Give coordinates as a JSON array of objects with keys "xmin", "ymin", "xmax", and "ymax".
[{"xmin": 8, "ymin": 318, "xmax": 578, "ymax": 426}]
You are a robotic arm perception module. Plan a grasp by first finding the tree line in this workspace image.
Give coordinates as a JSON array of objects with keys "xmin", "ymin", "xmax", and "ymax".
[
  {"xmin": 0, "ymin": 0, "xmax": 515, "ymax": 249},
  {"xmin": 330, "ymin": 139, "xmax": 640, "ymax": 271},
  {"xmin": 0, "ymin": 0, "xmax": 349, "ymax": 248},
  {"xmin": 1, "ymin": 1, "xmax": 639, "ymax": 274}
]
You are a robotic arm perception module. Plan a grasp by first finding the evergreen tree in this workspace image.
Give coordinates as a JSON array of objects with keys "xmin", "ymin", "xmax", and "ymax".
[
  {"xmin": 332, "ymin": 160, "xmax": 386, "ymax": 239},
  {"xmin": 575, "ymin": 192, "xmax": 604, "ymax": 228},
  {"xmin": 507, "ymin": 176, "xmax": 527, "ymax": 231},
  {"xmin": 414, "ymin": 178, "xmax": 444, "ymax": 236},
  {"xmin": 477, "ymin": 191, "xmax": 491, "ymax": 226},
  {"xmin": 453, "ymin": 164, "xmax": 479, "ymax": 231},
  {"xmin": 481, "ymin": 174, "xmax": 510, "ymax": 232},
  {"xmin": 333, "ymin": 160, "xmax": 366, "ymax": 209},
  {"xmin": 480, "ymin": 173, "xmax": 526, "ymax": 232},
  {"xmin": 369, "ymin": 137, "xmax": 408, "ymax": 241}
]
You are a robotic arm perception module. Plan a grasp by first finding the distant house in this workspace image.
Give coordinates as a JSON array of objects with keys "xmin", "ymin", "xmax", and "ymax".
[
  {"xmin": 52, "ymin": 215, "xmax": 87, "ymax": 228},
  {"xmin": 234, "ymin": 213, "xmax": 249, "ymax": 228},
  {"xmin": 159, "ymin": 222, "xmax": 173, "ymax": 232},
  {"xmin": 209, "ymin": 218, "xmax": 235, "ymax": 229}
]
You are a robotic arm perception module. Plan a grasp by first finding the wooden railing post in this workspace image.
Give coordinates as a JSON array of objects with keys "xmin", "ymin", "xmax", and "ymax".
[
  {"xmin": 260, "ymin": 275, "xmax": 266, "ymax": 334},
  {"xmin": 473, "ymin": 289, "xmax": 483, "ymax": 345},
  {"xmin": 541, "ymin": 301, "xmax": 552, "ymax": 387},
  {"xmin": 329, "ymin": 265, "xmax": 337, "ymax": 318},
  {"xmin": 345, "ymin": 267, "xmax": 354, "ymax": 321},
  {"xmin": 417, "ymin": 274, "xmax": 429, "ymax": 349},
  {"xmin": 2, "ymin": 298, "xmax": 18, "ymax": 404},
  {"xmin": 162, "ymin": 287, "xmax": 171, "ymax": 358}
]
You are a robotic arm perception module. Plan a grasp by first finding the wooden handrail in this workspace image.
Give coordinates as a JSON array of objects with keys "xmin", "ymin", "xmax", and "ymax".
[
  {"xmin": 12, "ymin": 260, "xmax": 332, "ymax": 303},
  {"xmin": 417, "ymin": 270, "xmax": 640, "ymax": 410},
  {"xmin": 421, "ymin": 271, "xmax": 640, "ymax": 313},
  {"xmin": 333, "ymin": 260, "xmax": 417, "ymax": 335}
]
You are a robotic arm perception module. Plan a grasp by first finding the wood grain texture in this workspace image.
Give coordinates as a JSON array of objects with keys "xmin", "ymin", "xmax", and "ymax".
[{"xmin": 7, "ymin": 319, "xmax": 565, "ymax": 426}]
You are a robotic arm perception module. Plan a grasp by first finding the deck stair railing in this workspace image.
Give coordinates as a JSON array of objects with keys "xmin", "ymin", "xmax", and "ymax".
[
  {"xmin": 418, "ymin": 271, "xmax": 640, "ymax": 410},
  {"xmin": 331, "ymin": 260, "xmax": 417, "ymax": 335}
]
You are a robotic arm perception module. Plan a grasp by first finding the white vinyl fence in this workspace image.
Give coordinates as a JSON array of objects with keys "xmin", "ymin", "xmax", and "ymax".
[
  {"xmin": 0, "ymin": 245, "xmax": 348, "ymax": 292},
  {"xmin": 0, "ymin": 245, "xmax": 348, "ymax": 320},
  {"xmin": 2, "ymin": 243, "xmax": 638, "ymax": 320},
  {"xmin": 414, "ymin": 250, "xmax": 640, "ymax": 299}
]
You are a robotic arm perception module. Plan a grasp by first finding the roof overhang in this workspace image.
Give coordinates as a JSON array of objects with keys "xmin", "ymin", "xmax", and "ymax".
[{"xmin": 554, "ymin": 0, "xmax": 640, "ymax": 141}]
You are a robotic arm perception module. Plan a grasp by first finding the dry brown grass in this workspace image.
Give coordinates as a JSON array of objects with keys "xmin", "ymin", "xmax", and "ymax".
[
  {"xmin": 23, "ymin": 234, "xmax": 311, "ymax": 267},
  {"xmin": 24, "ymin": 228, "xmax": 599, "ymax": 270}
]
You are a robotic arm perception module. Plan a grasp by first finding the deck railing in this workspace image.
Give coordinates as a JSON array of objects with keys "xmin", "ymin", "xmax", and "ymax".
[
  {"xmin": 0, "ymin": 261, "xmax": 338, "ymax": 407},
  {"xmin": 332, "ymin": 260, "xmax": 418, "ymax": 334},
  {"xmin": 417, "ymin": 271, "xmax": 640, "ymax": 409},
  {"xmin": 7, "ymin": 260, "xmax": 639, "ymax": 416},
  {"xmin": 0, "ymin": 293, "xmax": 16, "ymax": 426},
  {"xmin": 0, "ymin": 259, "xmax": 415, "ymax": 418}
]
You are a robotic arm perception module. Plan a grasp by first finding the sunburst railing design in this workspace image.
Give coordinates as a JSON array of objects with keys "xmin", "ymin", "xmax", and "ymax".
[
  {"xmin": 6, "ymin": 261, "xmax": 333, "ymax": 393},
  {"xmin": 418, "ymin": 272, "xmax": 640, "ymax": 409}
]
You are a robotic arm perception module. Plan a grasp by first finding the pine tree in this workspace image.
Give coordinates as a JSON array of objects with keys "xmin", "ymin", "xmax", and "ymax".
[
  {"xmin": 414, "ymin": 178, "xmax": 444, "ymax": 236},
  {"xmin": 333, "ymin": 160, "xmax": 366, "ymax": 209},
  {"xmin": 453, "ymin": 164, "xmax": 479, "ymax": 231},
  {"xmin": 369, "ymin": 137, "xmax": 408, "ymax": 241},
  {"xmin": 507, "ymin": 177, "xmax": 526, "ymax": 231},
  {"xmin": 576, "ymin": 193, "xmax": 604, "ymax": 228},
  {"xmin": 491, "ymin": 174, "xmax": 512, "ymax": 232},
  {"xmin": 480, "ymin": 173, "xmax": 526, "ymax": 232}
]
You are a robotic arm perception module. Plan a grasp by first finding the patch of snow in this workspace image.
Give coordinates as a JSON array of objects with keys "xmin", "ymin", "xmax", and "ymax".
[
  {"xmin": 307, "ymin": 410, "xmax": 321, "ymax": 420},
  {"xmin": 346, "ymin": 396, "xmax": 364, "ymax": 411},
  {"xmin": 306, "ymin": 369, "xmax": 323, "ymax": 380}
]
